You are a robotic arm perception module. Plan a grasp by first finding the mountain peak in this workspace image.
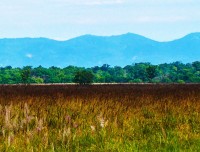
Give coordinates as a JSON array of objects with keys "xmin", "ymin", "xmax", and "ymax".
[
  {"xmin": 0, "ymin": 32, "xmax": 199, "ymax": 67},
  {"xmin": 183, "ymin": 32, "xmax": 200, "ymax": 39}
]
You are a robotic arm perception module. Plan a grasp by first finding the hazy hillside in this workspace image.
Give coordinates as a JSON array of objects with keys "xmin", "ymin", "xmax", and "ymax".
[{"xmin": 0, "ymin": 33, "xmax": 199, "ymax": 67}]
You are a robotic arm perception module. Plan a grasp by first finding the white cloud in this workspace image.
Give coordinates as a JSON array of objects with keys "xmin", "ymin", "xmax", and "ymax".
[
  {"xmin": 26, "ymin": 53, "xmax": 33, "ymax": 58},
  {"xmin": 132, "ymin": 56, "xmax": 137, "ymax": 61}
]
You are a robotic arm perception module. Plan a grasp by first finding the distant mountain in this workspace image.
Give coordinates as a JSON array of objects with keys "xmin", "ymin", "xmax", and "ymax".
[{"xmin": 0, "ymin": 33, "xmax": 199, "ymax": 67}]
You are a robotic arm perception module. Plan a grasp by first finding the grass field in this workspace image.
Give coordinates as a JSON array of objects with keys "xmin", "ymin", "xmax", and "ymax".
[{"xmin": 0, "ymin": 84, "xmax": 200, "ymax": 151}]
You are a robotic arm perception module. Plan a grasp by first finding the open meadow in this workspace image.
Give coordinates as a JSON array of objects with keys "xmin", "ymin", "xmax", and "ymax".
[{"xmin": 0, "ymin": 84, "xmax": 200, "ymax": 151}]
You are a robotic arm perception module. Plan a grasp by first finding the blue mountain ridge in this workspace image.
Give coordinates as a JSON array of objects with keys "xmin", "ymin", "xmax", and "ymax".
[{"xmin": 0, "ymin": 32, "xmax": 199, "ymax": 67}]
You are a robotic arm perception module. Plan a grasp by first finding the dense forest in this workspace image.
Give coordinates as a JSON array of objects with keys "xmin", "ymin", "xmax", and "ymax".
[{"xmin": 0, "ymin": 61, "xmax": 199, "ymax": 84}]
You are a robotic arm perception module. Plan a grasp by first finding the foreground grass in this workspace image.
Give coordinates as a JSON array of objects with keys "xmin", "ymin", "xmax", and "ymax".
[{"xmin": 0, "ymin": 84, "xmax": 200, "ymax": 151}]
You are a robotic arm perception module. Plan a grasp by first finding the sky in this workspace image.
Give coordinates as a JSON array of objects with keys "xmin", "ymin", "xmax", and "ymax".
[{"xmin": 0, "ymin": 0, "xmax": 199, "ymax": 41}]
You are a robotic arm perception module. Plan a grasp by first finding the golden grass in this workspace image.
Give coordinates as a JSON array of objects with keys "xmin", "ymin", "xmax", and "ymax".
[{"xmin": 0, "ymin": 84, "xmax": 199, "ymax": 151}]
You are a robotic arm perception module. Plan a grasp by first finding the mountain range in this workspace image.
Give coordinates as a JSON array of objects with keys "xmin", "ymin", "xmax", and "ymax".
[{"xmin": 0, "ymin": 32, "xmax": 200, "ymax": 67}]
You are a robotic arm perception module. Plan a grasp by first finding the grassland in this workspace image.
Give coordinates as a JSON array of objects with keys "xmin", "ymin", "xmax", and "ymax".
[{"xmin": 0, "ymin": 84, "xmax": 200, "ymax": 151}]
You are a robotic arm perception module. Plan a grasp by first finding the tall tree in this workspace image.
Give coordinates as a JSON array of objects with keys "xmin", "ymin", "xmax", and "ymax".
[
  {"xmin": 146, "ymin": 65, "xmax": 157, "ymax": 82},
  {"xmin": 21, "ymin": 66, "xmax": 32, "ymax": 84}
]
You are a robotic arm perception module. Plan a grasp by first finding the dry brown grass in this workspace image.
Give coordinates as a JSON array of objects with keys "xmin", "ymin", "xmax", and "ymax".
[{"xmin": 0, "ymin": 84, "xmax": 199, "ymax": 151}]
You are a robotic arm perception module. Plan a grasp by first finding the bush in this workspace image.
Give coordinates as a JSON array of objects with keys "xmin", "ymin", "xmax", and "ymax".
[{"xmin": 177, "ymin": 80, "xmax": 185, "ymax": 84}]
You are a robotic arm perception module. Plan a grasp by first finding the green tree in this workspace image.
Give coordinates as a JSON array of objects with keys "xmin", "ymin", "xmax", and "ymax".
[
  {"xmin": 133, "ymin": 63, "xmax": 149, "ymax": 82},
  {"xmin": 146, "ymin": 65, "xmax": 157, "ymax": 82},
  {"xmin": 21, "ymin": 66, "xmax": 32, "ymax": 84},
  {"xmin": 100, "ymin": 64, "xmax": 110, "ymax": 71},
  {"xmin": 32, "ymin": 66, "xmax": 50, "ymax": 83},
  {"xmin": 31, "ymin": 77, "xmax": 44, "ymax": 84},
  {"xmin": 124, "ymin": 65, "xmax": 135, "ymax": 81},
  {"xmin": 73, "ymin": 70, "xmax": 94, "ymax": 85},
  {"xmin": 192, "ymin": 61, "xmax": 200, "ymax": 71}
]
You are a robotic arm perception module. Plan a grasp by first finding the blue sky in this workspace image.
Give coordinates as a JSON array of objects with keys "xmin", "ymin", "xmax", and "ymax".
[{"xmin": 0, "ymin": 0, "xmax": 199, "ymax": 41}]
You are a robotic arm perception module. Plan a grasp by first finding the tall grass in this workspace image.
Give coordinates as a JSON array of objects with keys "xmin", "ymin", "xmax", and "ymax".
[{"xmin": 0, "ymin": 84, "xmax": 200, "ymax": 151}]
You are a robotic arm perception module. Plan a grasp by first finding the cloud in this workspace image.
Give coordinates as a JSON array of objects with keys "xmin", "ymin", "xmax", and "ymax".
[
  {"xmin": 132, "ymin": 56, "xmax": 138, "ymax": 61},
  {"xmin": 26, "ymin": 53, "xmax": 33, "ymax": 58}
]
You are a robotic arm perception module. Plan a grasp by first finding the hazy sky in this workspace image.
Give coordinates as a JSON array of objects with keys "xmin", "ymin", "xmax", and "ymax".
[{"xmin": 0, "ymin": 0, "xmax": 199, "ymax": 41}]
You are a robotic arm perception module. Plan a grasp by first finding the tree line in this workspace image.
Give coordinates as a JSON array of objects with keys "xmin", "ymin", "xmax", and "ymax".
[{"xmin": 0, "ymin": 61, "xmax": 199, "ymax": 84}]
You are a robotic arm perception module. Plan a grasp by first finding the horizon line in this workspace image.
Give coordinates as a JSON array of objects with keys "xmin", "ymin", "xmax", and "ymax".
[{"xmin": 0, "ymin": 32, "xmax": 199, "ymax": 42}]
